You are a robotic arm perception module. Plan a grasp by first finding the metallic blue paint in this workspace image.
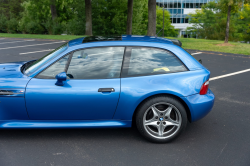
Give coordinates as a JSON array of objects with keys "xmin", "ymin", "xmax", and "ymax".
[
  {"xmin": 66, "ymin": 35, "xmax": 174, "ymax": 48},
  {"xmin": 113, "ymin": 69, "xmax": 210, "ymax": 120},
  {"xmin": 181, "ymin": 89, "xmax": 215, "ymax": 122},
  {"xmin": 0, "ymin": 97, "xmax": 29, "ymax": 120},
  {"xmin": 0, "ymin": 36, "xmax": 215, "ymax": 128},
  {"xmin": 68, "ymin": 37, "xmax": 86, "ymax": 47},
  {"xmin": 0, "ymin": 62, "xmax": 31, "ymax": 89},
  {"xmin": 122, "ymin": 35, "xmax": 173, "ymax": 44},
  {"xmin": 55, "ymin": 72, "xmax": 67, "ymax": 86},
  {"xmin": 0, "ymin": 120, "xmax": 131, "ymax": 128},
  {"xmin": 25, "ymin": 78, "xmax": 120, "ymax": 120}
]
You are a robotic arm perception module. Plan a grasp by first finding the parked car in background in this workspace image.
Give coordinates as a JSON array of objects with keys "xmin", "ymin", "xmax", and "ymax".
[{"xmin": 0, "ymin": 35, "xmax": 214, "ymax": 143}]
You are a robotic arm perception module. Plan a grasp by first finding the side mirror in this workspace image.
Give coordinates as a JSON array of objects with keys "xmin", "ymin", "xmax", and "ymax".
[{"xmin": 55, "ymin": 72, "xmax": 67, "ymax": 86}]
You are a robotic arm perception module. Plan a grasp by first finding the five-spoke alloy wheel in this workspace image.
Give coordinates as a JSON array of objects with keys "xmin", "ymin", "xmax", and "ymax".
[{"xmin": 136, "ymin": 96, "xmax": 187, "ymax": 143}]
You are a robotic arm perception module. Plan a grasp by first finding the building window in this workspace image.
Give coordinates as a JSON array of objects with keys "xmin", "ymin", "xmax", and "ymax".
[
  {"xmin": 178, "ymin": 2, "xmax": 181, "ymax": 8},
  {"xmin": 173, "ymin": 18, "xmax": 177, "ymax": 23},
  {"xmin": 185, "ymin": 18, "xmax": 189, "ymax": 23},
  {"xmin": 174, "ymin": 2, "xmax": 177, "ymax": 8},
  {"xmin": 190, "ymin": 3, "xmax": 194, "ymax": 8}
]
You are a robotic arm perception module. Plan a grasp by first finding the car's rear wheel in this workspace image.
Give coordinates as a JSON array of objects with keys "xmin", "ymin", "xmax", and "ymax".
[{"xmin": 136, "ymin": 96, "xmax": 187, "ymax": 143}]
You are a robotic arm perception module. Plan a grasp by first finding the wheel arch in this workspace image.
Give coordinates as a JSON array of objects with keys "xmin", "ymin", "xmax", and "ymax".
[{"xmin": 132, "ymin": 93, "xmax": 192, "ymax": 126}]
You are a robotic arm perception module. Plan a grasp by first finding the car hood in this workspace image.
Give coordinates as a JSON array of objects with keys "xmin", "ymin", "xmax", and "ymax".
[{"xmin": 0, "ymin": 61, "xmax": 32, "ymax": 89}]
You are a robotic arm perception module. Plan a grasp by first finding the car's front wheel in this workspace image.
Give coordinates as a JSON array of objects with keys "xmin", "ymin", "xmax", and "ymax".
[{"xmin": 136, "ymin": 96, "xmax": 187, "ymax": 143}]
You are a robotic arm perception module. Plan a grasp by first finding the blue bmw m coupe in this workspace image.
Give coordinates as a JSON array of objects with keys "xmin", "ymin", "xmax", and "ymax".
[{"xmin": 0, "ymin": 35, "xmax": 214, "ymax": 143}]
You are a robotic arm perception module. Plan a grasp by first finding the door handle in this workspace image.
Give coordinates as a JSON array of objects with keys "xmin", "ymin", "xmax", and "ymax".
[{"xmin": 98, "ymin": 88, "xmax": 115, "ymax": 92}]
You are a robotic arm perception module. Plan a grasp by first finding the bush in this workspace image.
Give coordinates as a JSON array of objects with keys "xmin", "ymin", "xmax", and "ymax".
[
  {"xmin": 44, "ymin": 19, "xmax": 65, "ymax": 35},
  {"xmin": 0, "ymin": 14, "xmax": 8, "ymax": 33},
  {"xmin": 19, "ymin": 20, "xmax": 45, "ymax": 34},
  {"xmin": 7, "ymin": 17, "xmax": 19, "ymax": 33},
  {"xmin": 53, "ymin": 23, "xmax": 65, "ymax": 35},
  {"xmin": 66, "ymin": 19, "xmax": 85, "ymax": 35}
]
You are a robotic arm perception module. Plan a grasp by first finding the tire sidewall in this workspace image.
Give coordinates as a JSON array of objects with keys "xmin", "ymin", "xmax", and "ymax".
[{"xmin": 136, "ymin": 96, "xmax": 187, "ymax": 143}]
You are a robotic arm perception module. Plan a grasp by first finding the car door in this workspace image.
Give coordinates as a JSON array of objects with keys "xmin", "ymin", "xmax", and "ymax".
[{"xmin": 25, "ymin": 47, "xmax": 125, "ymax": 120}]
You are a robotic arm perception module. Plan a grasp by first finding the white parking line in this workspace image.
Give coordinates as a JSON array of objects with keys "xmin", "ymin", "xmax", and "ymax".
[
  {"xmin": 191, "ymin": 52, "xmax": 202, "ymax": 55},
  {"xmin": 0, "ymin": 41, "xmax": 65, "ymax": 50},
  {"xmin": 210, "ymin": 69, "xmax": 250, "ymax": 81},
  {"xmin": 0, "ymin": 40, "xmax": 35, "ymax": 45},
  {"xmin": 20, "ymin": 49, "xmax": 54, "ymax": 55}
]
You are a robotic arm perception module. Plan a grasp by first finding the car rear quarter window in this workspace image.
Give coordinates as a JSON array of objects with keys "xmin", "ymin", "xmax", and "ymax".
[
  {"xmin": 125, "ymin": 47, "xmax": 187, "ymax": 77},
  {"xmin": 67, "ymin": 47, "xmax": 124, "ymax": 79}
]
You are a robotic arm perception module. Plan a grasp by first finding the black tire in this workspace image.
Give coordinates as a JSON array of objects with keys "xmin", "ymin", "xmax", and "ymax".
[{"xmin": 136, "ymin": 95, "xmax": 187, "ymax": 143}]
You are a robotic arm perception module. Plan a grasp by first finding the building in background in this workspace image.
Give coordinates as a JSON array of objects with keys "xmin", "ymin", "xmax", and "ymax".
[{"xmin": 156, "ymin": 0, "xmax": 213, "ymax": 37}]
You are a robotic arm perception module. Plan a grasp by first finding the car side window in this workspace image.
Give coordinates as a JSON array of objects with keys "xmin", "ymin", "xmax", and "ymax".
[
  {"xmin": 125, "ymin": 47, "xmax": 187, "ymax": 77},
  {"xmin": 67, "ymin": 47, "xmax": 124, "ymax": 79},
  {"xmin": 36, "ymin": 54, "xmax": 70, "ymax": 79}
]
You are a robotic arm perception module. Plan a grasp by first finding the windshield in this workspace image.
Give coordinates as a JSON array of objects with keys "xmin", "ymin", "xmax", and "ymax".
[{"xmin": 24, "ymin": 43, "xmax": 68, "ymax": 76}]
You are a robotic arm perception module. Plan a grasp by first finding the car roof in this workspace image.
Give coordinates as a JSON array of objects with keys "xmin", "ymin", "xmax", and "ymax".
[{"xmin": 68, "ymin": 35, "xmax": 181, "ymax": 47}]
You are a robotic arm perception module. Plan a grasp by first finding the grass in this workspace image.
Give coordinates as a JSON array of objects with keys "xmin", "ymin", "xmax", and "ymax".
[
  {"xmin": 0, "ymin": 33, "xmax": 85, "ymax": 41},
  {"xmin": 0, "ymin": 33, "xmax": 249, "ymax": 55},
  {"xmin": 168, "ymin": 37, "xmax": 250, "ymax": 55}
]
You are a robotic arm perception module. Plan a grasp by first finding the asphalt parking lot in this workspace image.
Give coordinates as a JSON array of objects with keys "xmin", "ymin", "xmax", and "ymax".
[{"xmin": 0, "ymin": 38, "xmax": 250, "ymax": 166}]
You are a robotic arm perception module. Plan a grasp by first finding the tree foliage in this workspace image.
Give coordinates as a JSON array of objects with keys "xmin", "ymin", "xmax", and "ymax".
[
  {"xmin": 0, "ymin": 0, "xmax": 177, "ymax": 36},
  {"xmin": 238, "ymin": 4, "xmax": 250, "ymax": 41},
  {"xmin": 156, "ymin": 6, "xmax": 177, "ymax": 37},
  {"xmin": 188, "ymin": 1, "xmax": 239, "ymax": 41}
]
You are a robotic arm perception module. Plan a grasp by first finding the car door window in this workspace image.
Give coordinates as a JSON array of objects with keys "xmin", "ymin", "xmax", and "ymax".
[
  {"xmin": 67, "ymin": 47, "xmax": 124, "ymax": 79},
  {"xmin": 36, "ymin": 54, "xmax": 70, "ymax": 79},
  {"xmin": 125, "ymin": 47, "xmax": 187, "ymax": 77}
]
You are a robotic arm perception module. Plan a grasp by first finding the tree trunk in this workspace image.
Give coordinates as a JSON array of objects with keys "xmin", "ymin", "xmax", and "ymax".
[
  {"xmin": 163, "ymin": 1, "xmax": 164, "ymax": 37},
  {"xmin": 85, "ymin": 0, "xmax": 92, "ymax": 36},
  {"xmin": 126, "ymin": 0, "xmax": 133, "ymax": 35},
  {"xmin": 224, "ymin": 5, "xmax": 231, "ymax": 43},
  {"xmin": 147, "ymin": 0, "xmax": 156, "ymax": 36},
  {"xmin": 50, "ymin": 0, "xmax": 57, "ymax": 20}
]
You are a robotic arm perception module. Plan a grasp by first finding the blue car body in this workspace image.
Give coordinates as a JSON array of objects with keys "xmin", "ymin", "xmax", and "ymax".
[{"xmin": 0, "ymin": 35, "xmax": 214, "ymax": 128}]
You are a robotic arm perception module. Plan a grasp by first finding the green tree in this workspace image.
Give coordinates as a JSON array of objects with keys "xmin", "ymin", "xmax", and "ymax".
[
  {"xmin": 238, "ymin": 4, "xmax": 250, "ymax": 41},
  {"xmin": 156, "ymin": 6, "xmax": 177, "ymax": 37},
  {"xmin": 0, "ymin": 0, "xmax": 25, "ymax": 19},
  {"xmin": 131, "ymin": 0, "xmax": 148, "ymax": 35},
  {"xmin": 0, "ymin": 14, "xmax": 8, "ymax": 33},
  {"xmin": 188, "ymin": 1, "xmax": 238, "ymax": 40},
  {"xmin": 0, "ymin": 0, "xmax": 25, "ymax": 33},
  {"xmin": 19, "ymin": 0, "xmax": 74, "ymax": 34},
  {"xmin": 218, "ymin": 0, "xmax": 250, "ymax": 43}
]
